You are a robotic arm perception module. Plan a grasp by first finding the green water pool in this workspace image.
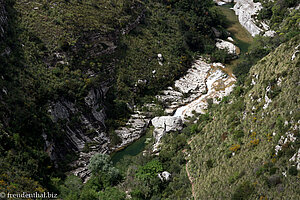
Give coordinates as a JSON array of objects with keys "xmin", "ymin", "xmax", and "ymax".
[{"xmin": 111, "ymin": 134, "xmax": 148, "ymax": 164}]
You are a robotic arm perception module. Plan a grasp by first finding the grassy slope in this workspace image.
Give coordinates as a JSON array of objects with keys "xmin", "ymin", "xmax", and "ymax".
[
  {"xmin": 14, "ymin": 0, "xmax": 141, "ymax": 51},
  {"xmin": 188, "ymin": 36, "xmax": 300, "ymax": 199}
]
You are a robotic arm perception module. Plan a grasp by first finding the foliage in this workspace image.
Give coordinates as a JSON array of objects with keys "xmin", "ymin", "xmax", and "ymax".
[
  {"xmin": 231, "ymin": 181, "xmax": 255, "ymax": 200},
  {"xmin": 59, "ymin": 175, "xmax": 82, "ymax": 200},
  {"xmin": 188, "ymin": 36, "xmax": 300, "ymax": 199},
  {"xmin": 98, "ymin": 187, "xmax": 126, "ymax": 200},
  {"xmin": 136, "ymin": 160, "xmax": 163, "ymax": 181},
  {"xmin": 88, "ymin": 153, "xmax": 120, "ymax": 184},
  {"xmin": 229, "ymin": 144, "xmax": 241, "ymax": 152}
]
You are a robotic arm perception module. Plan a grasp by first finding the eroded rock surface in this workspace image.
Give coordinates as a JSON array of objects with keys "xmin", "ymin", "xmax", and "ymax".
[
  {"xmin": 113, "ymin": 112, "xmax": 151, "ymax": 151},
  {"xmin": 152, "ymin": 59, "xmax": 236, "ymax": 152},
  {"xmin": 233, "ymin": 0, "xmax": 275, "ymax": 37},
  {"xmin": 157, "ymin": 59, "xmax": 236, "ymax": 118}
]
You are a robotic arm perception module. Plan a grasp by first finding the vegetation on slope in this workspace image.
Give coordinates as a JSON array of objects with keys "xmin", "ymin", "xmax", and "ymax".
[
  {"xmin": 188, "ymin": 35, "xmax": 300, "ymax": 199},
  {"xmin": 0, "ymin": 0, "xmax": 225, "ymax": 197},
  {"xmin": 57, "ymin": 126, "xmax": 193, "ymax": 200}
]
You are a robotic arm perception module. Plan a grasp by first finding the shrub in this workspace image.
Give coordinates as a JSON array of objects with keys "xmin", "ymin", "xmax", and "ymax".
[
  {"xmin": 98, "ymin": 187, "xmax": 126, "ymax": 200},
  {"xmin": 88, "ymin": 153, "xmax": 120, "ymax": 184},
  {"xmin": 59, "ymin": 175, "xmax": 82, "ymax": 199},
  {"xmin": 206, "ymin": 159, "xmax": 214, "ymax": 169},
  {"xmin": 230, "ymin": 144, "xmax": 241, "ymax": 152},
  {"xmin": 233, "ymin": 130, "xmax": 244, "ymax": 141},
  {"xmin": 136, "ymin": 160, "xmax": 163, "ymax": 181}
]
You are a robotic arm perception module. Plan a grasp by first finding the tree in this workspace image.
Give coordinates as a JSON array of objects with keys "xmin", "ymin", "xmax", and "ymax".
[{"xmin": 88, "ymin": 153, "xmax": 120, "ymax": 185}]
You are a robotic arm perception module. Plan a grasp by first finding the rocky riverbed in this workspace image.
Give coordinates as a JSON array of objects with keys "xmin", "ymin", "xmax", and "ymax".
[
  {"xmin": 69, "ymin": 56, "xmax": 236, "ymax": 181},
  {"xmin": 215, "ymin": 0, "xmax": 275, "ymax": 37},
  {"xmin": 152, "ymin": 58, "xmax": 236, "ymax": 152},
  {"xmin": 68, "ymin": 2, "xmax": 248, "ymax": 182}
]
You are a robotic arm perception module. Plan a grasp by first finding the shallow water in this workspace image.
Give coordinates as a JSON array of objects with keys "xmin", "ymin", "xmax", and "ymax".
[{"xmin": 111, "ymin": 134, "xmax": 147, "ymax": 164}]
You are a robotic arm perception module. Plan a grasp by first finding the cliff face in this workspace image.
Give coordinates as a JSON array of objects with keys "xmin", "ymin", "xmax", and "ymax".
[
  {"xmin": 0, "ymin": 0, "xmax": 7, "ymax": 39},
  {"xmin": 188, "ymin": 36, "xmax": 300, "ymax": 199},
  {"xmin": 47, "ymin": 85, "xmax": 110, "ymax": 161},
  {"xmin": 0, "ymin": 0, "xmax": 145, "ymax": 174}
]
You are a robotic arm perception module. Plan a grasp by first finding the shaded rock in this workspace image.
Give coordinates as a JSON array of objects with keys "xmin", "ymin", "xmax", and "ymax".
[
  {"xmin": 113, "ymin": 113, "xmax": 151, "ymax": 151},
  {"xmin": 46, "ymin": 85, "xmax": 110, "ymax": 168},
  {"xmin": 0, "ymin": 0, "xmax": 8, "ymax": 39},
  {"xmin": 212, "ymin": 27, "xmax": 222, "ymax": 38}
]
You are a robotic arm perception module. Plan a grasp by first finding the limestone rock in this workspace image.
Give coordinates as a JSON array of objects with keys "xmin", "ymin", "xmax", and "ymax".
[
  {"xmin": 216, "ymin": 39, "xmax": 239, "ymax": 55},
  {"xmin": 47, "ymin": 85, "xmax": 110, "ymax": 163},
  {"xmin": 156, "ymin": 59, "xmax": 236, "ymax": 119},
  {"xmin": 213, "ymin": 0, "xmax": 233, "ymax": 6},
  {"xmin": 157, "ymin": 53, "xmax": 163, "ymax": 66},
  {"xmin": 152, "ymin": 116, "xmax": 183, "ymax": 152},
  {"xmin": 174, "ymin": 60, "xmax": 210, "ymax": 94},
  {"xmin": 158, "ymin": 171, "xmax": 172, "ymax": 181},
  {"xmin": 233, "ymin": 0, "xmax": 263, "ymax": 36},
  {"xmin": 113, "ymin": 113, "xmax": 151, "ymax": 151},
  {"xmin": 227, "ymin": 37, "xmax": 234, "ymax": 42}
]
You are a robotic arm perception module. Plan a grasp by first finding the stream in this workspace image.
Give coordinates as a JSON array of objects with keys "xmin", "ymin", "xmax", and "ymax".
[{"xmin": 111, "ymin": 3, "xmax": 253, "ymax": 165}]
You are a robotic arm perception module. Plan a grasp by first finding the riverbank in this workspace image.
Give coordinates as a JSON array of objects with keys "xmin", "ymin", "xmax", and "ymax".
[
  {"xmin": 217, "ymin": 4, "xmax": 253, "ymax": 74},
  {"xmin": 111, "ymin": 4, "xmax": 253, "ymax": 166}
]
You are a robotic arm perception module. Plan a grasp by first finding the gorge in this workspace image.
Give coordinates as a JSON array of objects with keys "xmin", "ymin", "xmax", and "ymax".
[{"xmin": 0, "ymin": 0, "xmax": 299, "ymax": 199}]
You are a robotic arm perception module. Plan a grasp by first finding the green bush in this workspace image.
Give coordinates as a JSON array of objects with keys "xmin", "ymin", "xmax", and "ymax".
[{"xmin": 136, "ymin": 160, "xmax": 163, "ymax": 181}]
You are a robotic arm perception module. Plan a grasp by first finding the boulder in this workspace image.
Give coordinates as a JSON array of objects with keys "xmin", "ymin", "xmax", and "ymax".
[
  {"xmin": 216, "ymin": 39, "xmax": 239, "ymax": 55},
  {"xmin": 158, "ymin": 171, "xmax": 172, "ymax": 181}
]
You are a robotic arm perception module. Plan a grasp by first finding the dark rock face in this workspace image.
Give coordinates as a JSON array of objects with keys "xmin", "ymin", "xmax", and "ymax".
[
  {"xmin": 47, "ymin": 85, "xmax": 110, "ymax": 161},
  {"xmin": 0, "ymin": 0, "xmax": 8, "ymax": 39}
]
